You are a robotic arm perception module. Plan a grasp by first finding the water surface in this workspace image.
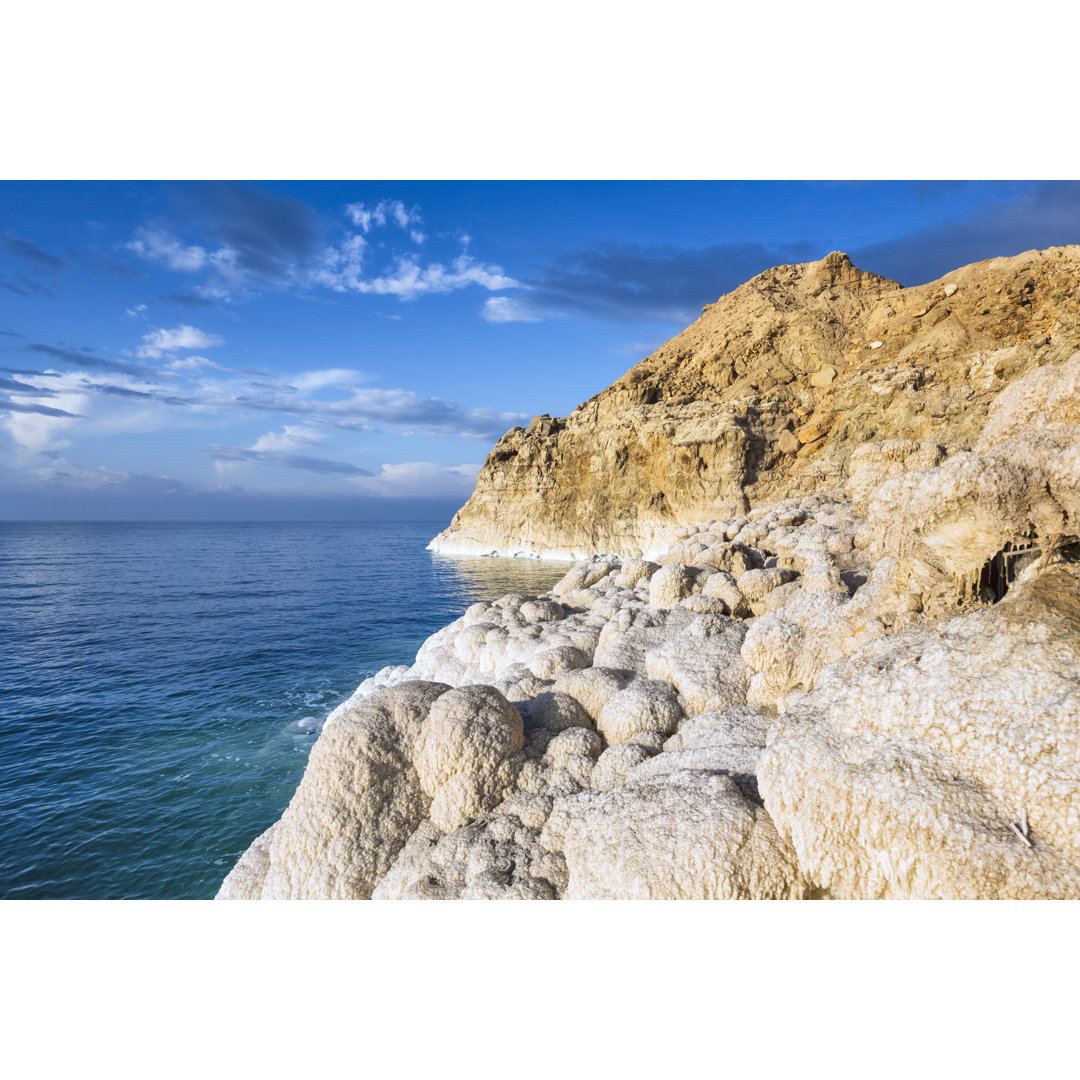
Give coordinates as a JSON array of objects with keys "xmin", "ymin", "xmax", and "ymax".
[{"xmin": 0, "ymin": 521, "xmax": 566, "ymax": 899}]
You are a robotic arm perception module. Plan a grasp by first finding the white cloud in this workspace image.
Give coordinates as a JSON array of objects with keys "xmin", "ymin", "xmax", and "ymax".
[
  {"xmin": 206, "ymin": 440, "xmax": 372, "ymax": 478},
  {"xmin": 344, "ymin": 199, "xmax": 423, "ymax": 238},
  {"xmin": 309, "ymin": 234, "xmax": 367, "ymax": 293},
  {"xmin": 0, "ymin": 375, "xmax": 96, "ymax": 455},
  {"xmin": 289, "ymin": 369, "xmax": 367, "ymax": 392},
  {"xmin": 126, "ymin": 229, "xmax": 209, "ymax": 272},
  {"xmin": 138, "ymin": 325, "xmax": 224, "ymax": 359},
  {"xmin": 26, "ymin": 456, "xmax": 185, "ymax": 493},
  {"xmin": 312, "ymin": 242, "xmax": 515, "ymax": 299},
  {"xmin": 8, "ymin": 344, "xmax": 526, "ymax": 459},
  {"xmin": 250, "ymin": 426, "xmax": 324, "ymax": 452},
  {"xmin": 121, "ymin": 198, "xmax": 523, "ymax": 315},
  {"xmin": 352, "ymin": 461, "xmax": 481, "ymax": 498},
  {"xmin": 323, "ymin": 253, "xmax": 517, "ymax": 300},
  {"xmin": 481, "ymin": 295, "xmax": 542, "ymax": 323},
  {"xmin": 3, "ymin": 406, "xmax": 80, "ymax": 456},
  {"xmin": 125, "ymin": 303, "xmax": 148, "ymax": 318},
  {"xmin": 165, "ymin": 355, "xmax": 220, "ymax": 372},
  {"xmin": 312, "ymin": 386, "xmax": 526, "ymax": 438}
]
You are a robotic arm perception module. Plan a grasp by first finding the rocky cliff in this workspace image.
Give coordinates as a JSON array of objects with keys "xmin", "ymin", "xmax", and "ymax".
[
  {"xmin": 430, "ymin": 247, "xmax": 1080, "ymax": 558},
  {"xmin": 219, "ymin": 245, "xmax": 1080, "ymax": 901}
]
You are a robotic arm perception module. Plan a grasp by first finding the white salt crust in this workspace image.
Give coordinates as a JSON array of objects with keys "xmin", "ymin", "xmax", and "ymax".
[{"xmin": 220, "ymin": 357, "xmax": 1080, "ymax": 900}]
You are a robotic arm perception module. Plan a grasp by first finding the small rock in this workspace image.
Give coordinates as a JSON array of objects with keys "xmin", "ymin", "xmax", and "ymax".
[
  {"xmin": 869, "ymin": 341, "xmax": 883, "ymax": 350},
  {"xmin": 810, "ymin": 366, "xmax": 837, "ymax": 388},
  {"xmin": 777, "ymin": 429, "xmax": 801, "ymax": 454},
  {"xmin": 943, "ymin": 283, "xmax": 958, "ymax": 297},
  {"xmin": 796, "ymin": 422, "xmax": 825, "ymax": 445}
]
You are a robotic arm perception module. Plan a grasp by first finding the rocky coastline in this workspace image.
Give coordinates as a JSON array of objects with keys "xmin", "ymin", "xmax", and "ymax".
[{"xmin": 219, "ymin": 247, "xmax": 1080, "ymax": 900}]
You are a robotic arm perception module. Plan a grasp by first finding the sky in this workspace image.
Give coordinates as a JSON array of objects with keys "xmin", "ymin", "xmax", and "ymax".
[{"xmin": 2, "ymin": 179, "xmax": 1079, "ymax": 520}]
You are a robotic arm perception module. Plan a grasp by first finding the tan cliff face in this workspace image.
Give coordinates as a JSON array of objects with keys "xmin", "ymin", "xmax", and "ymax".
[{"xmin": 430, "ymin": 247, "xmax": 1080, "ymax": 558}]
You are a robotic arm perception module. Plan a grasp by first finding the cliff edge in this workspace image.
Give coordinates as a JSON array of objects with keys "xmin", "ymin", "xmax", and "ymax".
[
  {"xmin": 430, "ymin": 247, "xmax": 1080, "ymax": 558},
  {"xmin": 219, "ymin": 245, "xmax": 1080, "ymax": 901}
]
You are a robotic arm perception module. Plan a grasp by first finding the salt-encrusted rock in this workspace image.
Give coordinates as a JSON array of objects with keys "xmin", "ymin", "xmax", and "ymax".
[
  {"xmin": 976, "ymin": 349, "xmax": 1080, "ymax": 528},
  {"xmin": 551, "ymin": 561, "xmax": 613, "ymax": 596},
  {"xmin": 699, "ymin": 569, "xmax": 749, "ymax": 616},
  {"xmin": 493, "ymin": 664, "xmax": 552, "ymax": 705},
  {"xmin": 529, "ymin": 644, "xmax": 591, "ymax": 680},
  {"xmin": 680, "ymin": 594, "xmax": 731, "ymax": 615},
  {"xmin": 648, "ymin": 562, "xmax": 699, "ymax": 607},
  {"xmin": 415, "ymin": 685, "xmax": 525, "ymax": 832},
  {"xmin": 596, "ymin": 678, "xmax": 684, "ymax": 743},
  {"xmin": 544, "ymin": 726, "xmax": 604, "ymax": 765},
  {"xmin": 590, "ymin": 742, "xmax": 657, "ymax": 791},
  {"xmin": 345, "ymin": 664, "xmax": 412, "ymax": 704},
  {"xmin": 626, "ymin": 729, "xmax": 667, "ymax": 753},
  {"xmin": 372, "ymin": 816, "xmax": 565, "ymax": 900},
  {"xmin": 644, "ymin": 615, "xmax": 749, "ymax": 716},
  {"xmin": 737, "ymin": 567, "xmax": 800, "ymax": 612},
  {"xmin": 654, "ymin": 704, "xmax": 775, "ymax": 802},
  {"xmin": 694, "ymin": 542, "xmax": 764, "ymax": 576},
  {"xmin": 749, "ymin": 579, "xmax": 803, "ymax": 615},
  {"xmin": 866, "ymin": 451, "xmax": 1065, "ymax": 580},
  {"xmin": 218, "ymin": 681, "xmax": 450, "ymax": 899},
  {"xmin": 519, "ymin": 598, "xmax": 566, "ymax": 623},
  {"xmin": 552, "ymin": 666, "xmax": 632, "ymax": 720},
  {"xmin": 592, "ymin": 604, "xmax": 696, "ymax": 675},
  {"xmin": 664, "ymin": 705, "xmax": 773, "ymax": 754},
  {"xmin": 759, "ymin": 566, "xmax": 1080, "ymax": 899},
  {"xmin": 541, "ymin": 769, "xmax": 811, "ymax": 899},
  {"xmin": 613, "ymin": 559, "xmax": 660, "ymax": 588},
  {"xmin": 742, "ymin": 615, "xmax": 805, "ymax": 709},
  {"xmin": 845, "ymin": 440, "xmax": 949, "ymax": 514},
  {"xmin": 517, "ymin": 691, "xmax": 594, "ymax": 756}
]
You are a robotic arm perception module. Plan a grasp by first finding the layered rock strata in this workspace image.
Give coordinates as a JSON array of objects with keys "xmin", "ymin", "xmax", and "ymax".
[{"xmin": 430, "ymin": 247, "xmax": 1080, "ymax": 559}]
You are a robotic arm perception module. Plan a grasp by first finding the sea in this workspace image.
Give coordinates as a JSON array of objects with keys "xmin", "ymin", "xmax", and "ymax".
[{"xmin": 0, "ymin": 520, "xmax": 567, "ymax": 900}]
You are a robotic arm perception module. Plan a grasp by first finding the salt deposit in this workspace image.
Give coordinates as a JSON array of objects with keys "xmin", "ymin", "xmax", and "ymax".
[
  {"xmin": 219, "ymin": 252, "xmax": 1080, "ymax": 901},
  {"xmin": 220, "ymin": 431, "xmax": 1080, "ymax": 900}
]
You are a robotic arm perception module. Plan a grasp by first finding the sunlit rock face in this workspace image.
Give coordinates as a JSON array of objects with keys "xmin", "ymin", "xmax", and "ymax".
[
  {"xmin": 430, "ymin": 247, "xmax": 1080, "ymax": 560},
  {"xmin": 220, "ymin": 247, "xmax": 1080, "ymax": 901}
]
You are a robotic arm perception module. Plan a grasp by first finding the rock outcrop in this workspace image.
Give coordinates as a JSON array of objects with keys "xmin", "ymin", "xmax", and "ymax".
[
  {"xmin": 220, "ymin": 247, "xmax": 1080, "ymax": 901},
  {"xmin": 430, "ymin": 247, "xmax": 1080, "ymax": 559}
]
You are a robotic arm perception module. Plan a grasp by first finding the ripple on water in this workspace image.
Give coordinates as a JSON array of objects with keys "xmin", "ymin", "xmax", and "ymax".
[{"xmin": 0, "ymin": 520, "xmax": 568, "ymax": 899}]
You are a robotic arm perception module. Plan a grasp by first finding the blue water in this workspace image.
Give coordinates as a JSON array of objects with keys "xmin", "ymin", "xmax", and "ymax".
[{"xmin": 0, "ymin": 521, "xmax": 566, "ymax": 900}]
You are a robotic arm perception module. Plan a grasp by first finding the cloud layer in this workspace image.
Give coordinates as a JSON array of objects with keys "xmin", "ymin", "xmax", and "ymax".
[
  {"xmin": 481, "ymin": 240, "xmax": 819, "ymax": 325},
  {"xmin": 137, "ymin": 324, "xmax": 224, "ymax": 359},
  {"xmin": 1, "ymin": 339, "xmax": 529, "ymax": 461},
  {"xmin": 122, "ymin": 183, "xmax": 514, "ymax": 304},
  {"xmin": 851, "ymin": 180, "xmax": 1080, "ymax": 285}
]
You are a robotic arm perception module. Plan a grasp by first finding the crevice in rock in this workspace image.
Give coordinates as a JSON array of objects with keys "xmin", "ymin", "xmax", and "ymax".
[
  {"xmin": 981, "ymin": 538, "xmax": 1039, "ymax": 602},
  {"xmin": 961, "ymin": 536, "xmax": 1080, "ymax": 606}
]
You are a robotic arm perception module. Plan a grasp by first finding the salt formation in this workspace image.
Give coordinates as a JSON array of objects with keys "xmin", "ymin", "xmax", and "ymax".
[
  {"xmin": 219, "ymin": 248, "xmax": 1080, "ymax": 901},
  {"xmin": 759, "ymin": 566, "xmax": 1080, "ymax": 899}
]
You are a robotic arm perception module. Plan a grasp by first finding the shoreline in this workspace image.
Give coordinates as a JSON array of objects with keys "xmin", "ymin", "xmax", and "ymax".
[
  {"xmin": 217, "ymin": 248, "xmax": 1080, "ymax": 901},
  {"xmin": 220, "ymin": 413, "xmax": 1080, "ymax": 898}
]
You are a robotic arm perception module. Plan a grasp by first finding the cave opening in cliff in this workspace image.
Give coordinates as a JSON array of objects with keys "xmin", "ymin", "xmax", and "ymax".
[
  {"xmin": 972, "ymin": 536, "xmax": 1080, "ymax": 604},
  {"xmin": 980, "ymin": 539, "xmax": 1035, "ymax": 602}
]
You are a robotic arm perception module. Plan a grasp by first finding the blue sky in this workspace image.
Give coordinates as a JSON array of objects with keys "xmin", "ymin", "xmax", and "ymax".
[{"xmin": 2, "ymin": 179, "xmax": 1079, "ymax": 520}]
